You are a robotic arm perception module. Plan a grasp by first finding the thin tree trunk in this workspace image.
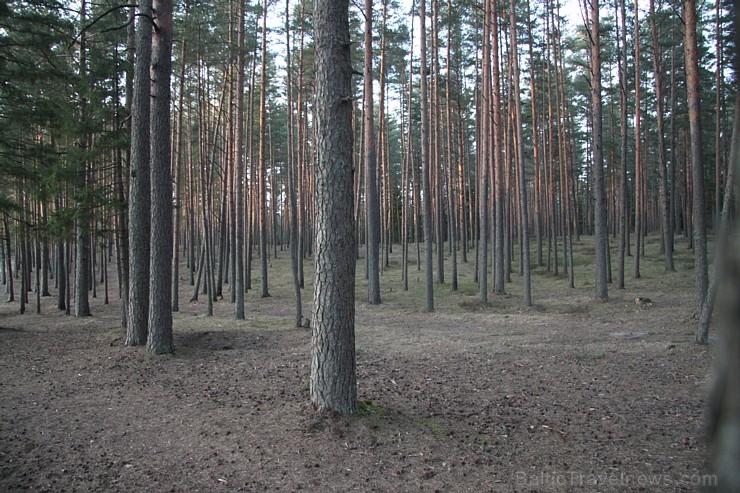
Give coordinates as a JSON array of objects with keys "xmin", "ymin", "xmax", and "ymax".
[
  {"xmin": 75, "ymin": 1, "xmax": 91, "ymax": 318},
  {"xmin": 235, "ymin": 0, "xmax": 246, "ymax": 319},
  {"xmin": 588, "ymin": 0, "xmax": 608, "ymax": 300},
  {"xmin": 617, "ymin": 0, "xmax": 628, "ymax": 289},
  {"xmin": 650, "ymin": 0, "xmax": 674, "ymax": 273},
  {"xmin": 364, "ymin": 0, "xmax": 381, "ymax": 305},
  {"xmin": 511, "ymin": 0, "xmax": 531, "ymax": 305},
  {"xmin": 479, "ymin": 0, "xmax": 491, "ymax": 303},
  {"xmin": 172, "ymin": 38, "xmax": 187, "ymax": 313},
  {"xmin": 633, "ymin": 0, "xmax": 642, "ymax": 279},
  {"xmin": 258, "ymin": 0, "xmax": 270, "ymax": 299},
  {"xmin": 420, "ymin": 0, "xmax": 434, "ymax": 312}
]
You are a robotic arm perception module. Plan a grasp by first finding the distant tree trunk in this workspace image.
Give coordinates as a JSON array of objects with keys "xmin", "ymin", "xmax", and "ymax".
[
  {"xmin": 401, "ymin": 54, "xmax": 412, "ymax": 291},
  {"xmin": 172, "ymin": 39, "xmax": 187, "ymax": 313},
  {"xmin": 258, "ymin": 0, "xmax": 270, "ymax": 299},
  {"xmin": 633, "ymin": 0, "xmax": 642, "ymax": 280},
  {"xmin": 511, "ymin": 0, "xmax": 531, "ymax": 306},
  {"xmin": 492, "ymin": 0, "xmax": 505, "ymax": 296},
  {"xmin": 75, "ymin": 1, "xmax": 91, "ymax": 318},
  {"xmin": 310, "ymin": 0, "xmax": 357, "ymax": 414},
  {"xmin": 478, "ymin": 0, "xmax": 491, "ymax": 303},
  {"xmin": 685, "ymin": 0, "xmax": 709, "ymax": 343},
  {"xmin": 4, "ymin": 214, "xmax": 14, "ymax": 303},
  {"xmin": 589, "ymin": 0, "xmax": 608, "ymax": 300},
  {"xmin": 445, "ymin": 0, "xmax": 458, "ymax": 291},
  {"xmin": 285, "ymin": 0, "xmax": 301, "ymax": 326},
  {"xmin": 364, "ymin": 0, "xmax": 381, "ymax": 305},
  {"xmin": 127, "ymin": 0, "xmax": 152, "ymax": 344},
  {"xmin": 235, "ymin": 1, "xmax": 246, "ymax": 320},
  {"xmin": 420, "ymin": 0, "xmax": 434, "ymax": 312},
  {"xmin": 19, "ymin": 205, "xmax": 26, "ymax": 315},
  {"xmin": 56, "ymin": 236, "xmax": 65, "ymax": 310},
  {"xmin": 714, "ymin": 0, "xmax": 724, "ymax": 230},
  {"xmin": 432, "ymin": 0, "xmax": 444, "ymax": 286},
  {"xmin": 650, "ymin": 0, "xmax": 674, "ymax": 272},
  {"xmin": 117, "ymin": 3, "xmax": 133, "ymax": 324},
  {"xmin": 147, "ymin": 0, "xmax": 174, "ymax": 354},
  {"xmin": 526, "ymin": 2, "xmax": 543, "ymax": 268},
  {"xmin": 617, "ymin": 0, "xmax": 628, "ymax": 289}
]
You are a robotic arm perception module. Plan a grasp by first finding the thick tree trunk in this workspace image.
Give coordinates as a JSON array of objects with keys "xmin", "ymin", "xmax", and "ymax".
[
  {"xmin": 147, "ymin": 0, "xmax": 174, "ymax": 354},
  {"xmin": 126, "ymin": 0, "xmax": 152, "ymax": 344},
  {"xmin": 708, "ymin": 75, "xmax": 740, "ymax": 493},
  {"xmin": 698, "ymin": 92, "xmax": 738, "ymax": 343},
  {"xmin": 310, "ymin": 0, "xmax": 357, "ymax": 414}
]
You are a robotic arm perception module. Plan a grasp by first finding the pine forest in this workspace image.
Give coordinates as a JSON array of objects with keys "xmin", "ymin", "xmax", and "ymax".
[{"xmin": 1, "ymin": 0, "xmax": 739, "ymax": 490}]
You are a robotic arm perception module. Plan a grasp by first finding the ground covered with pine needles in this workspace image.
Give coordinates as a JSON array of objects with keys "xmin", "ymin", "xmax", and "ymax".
[{"xmin": 0, "ymin": 235, "xmax": 716, "ymax": 492}]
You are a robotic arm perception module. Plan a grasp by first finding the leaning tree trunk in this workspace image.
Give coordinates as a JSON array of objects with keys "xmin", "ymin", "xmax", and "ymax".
[
  {"xmin": 698, "ymin": 92, "xmax": 738, "ymax": 343},
  {"xmin": 310, "ymin": 0, "xmax": 357, "ymax": 415},
  {"xmin": 708, "ymin": 64, "xmax": 739, "ymax": 489}
]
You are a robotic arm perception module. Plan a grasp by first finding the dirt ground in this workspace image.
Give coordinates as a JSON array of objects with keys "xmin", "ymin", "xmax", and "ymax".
[{"xmin": 0, "ymin": 236, "xmax": 718, "ymax": 492}]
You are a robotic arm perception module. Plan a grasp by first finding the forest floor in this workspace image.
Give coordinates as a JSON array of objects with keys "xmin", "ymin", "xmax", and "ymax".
[{"xmin": 0, "ymin": 235, "xmax": 718, "ymax": 492}]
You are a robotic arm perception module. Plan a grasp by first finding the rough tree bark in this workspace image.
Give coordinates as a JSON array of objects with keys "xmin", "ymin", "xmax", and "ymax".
[
  {"xmin": 310, "ymin": 0, "xmax": 358, "ymax": 415},
  {"xmin": 147, "ymin": 0, "xmax": 174, "ymax": 354},
  {"xmin": 126, "ymin": 0, "xmax": 152, "ymax": 344}
]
